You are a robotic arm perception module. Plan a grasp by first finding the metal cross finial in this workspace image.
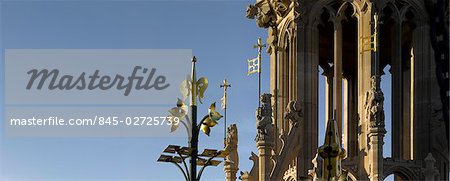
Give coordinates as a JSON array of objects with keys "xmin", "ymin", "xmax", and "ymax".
[
  {"xmin": 253, "ymin": 37, "xmax": 266, "ymax": 53},
  {"xmin": 220, "ymin": 79, "xmax": 231, "ymax": 90},
  {"xmin": 220, "ymin": 79, "xmax": 231, "ymax": 111}
]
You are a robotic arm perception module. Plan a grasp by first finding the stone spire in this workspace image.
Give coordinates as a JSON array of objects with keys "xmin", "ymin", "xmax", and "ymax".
[{"xmin": 311, "ymin": 111, "xmax": 347, "ymax": 181}]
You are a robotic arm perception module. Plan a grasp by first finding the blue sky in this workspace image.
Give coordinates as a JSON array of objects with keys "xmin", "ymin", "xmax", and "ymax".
[{"xmin": 0, "ymin": 1, "xmax": 393, "ymax": 180}]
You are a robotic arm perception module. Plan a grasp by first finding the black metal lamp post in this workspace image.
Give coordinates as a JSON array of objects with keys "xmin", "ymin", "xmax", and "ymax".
[{"xmin": 157, "ymin": 56, "xmax": 228, "ymax": 181}]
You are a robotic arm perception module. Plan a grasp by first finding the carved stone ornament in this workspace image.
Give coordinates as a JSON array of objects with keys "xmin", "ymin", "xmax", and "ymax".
[
  {"xmin": 284, "ymin": 100, "xmax": 302, "ymax": 127},
  {"xmin": 224, "ymin": 124, "xmax": 239, "ymax": 169},
  {"xmin": 246, "ymin": 0, "xmax": 277, "ymax": 28},
  {"xmin": 239, "ymin": 152, "xmax": 259, "ymax": 181},
  {"xmin": 272, "ymin": 0, "xmax": 291, "ymax": 18},
  {"xmin": 256, "ymin": 93, "xmax": 274, "ymax": 141},
  {"xmin": 364, "ymin": 75, "xmax": 385, "ymax": 129},
  {"xmin": 267, "ymin": 27, "xmax": 278, "ymax": 54},
  {"xmin": 283, "ymin": 164, "xmax": 297, "ymax": 181}
]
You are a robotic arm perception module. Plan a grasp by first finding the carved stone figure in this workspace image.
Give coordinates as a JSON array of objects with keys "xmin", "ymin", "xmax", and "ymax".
[
  {"xmin": 364, "ymin": 76, "xmax": 385, "ymax": 128},
  {"xmin": 256, "ymin": 93, "xmax": 273, "ymax": 141},
  {"xmin": 284, "ymin": 100, "xmax": 302, "ymax": 127},
  {"xmin": 224, "ymin": 124, "xmax": 239, "ymax": 181},
  {"xmin": 240, "ymin": 152, "xmax": 259, "ymax": 181},
  {"xmin": 225, "ymin": 124, "xmax": 239, "ymax": 168},
  {"xmin": 246, "ymin": 0, "xmax": 277, "ymax": 28}
]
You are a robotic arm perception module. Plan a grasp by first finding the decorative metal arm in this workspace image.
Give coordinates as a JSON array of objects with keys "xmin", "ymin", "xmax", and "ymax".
[
  {"xmin": 184, "ymin": 115, "xmax": 192, "ymax": 126},
  {"xmin": 197, "ymin": 115, "xmax": 210, "ymax": 132},
  {"xmin": 180, "ymin": 120, "xmax": 192, "ymax": 139},
  {"xmin": 175, "ymin": 150, "xmax": 191, "ymax": 181},
  {"xmin": 196, "ymin": 151, "xmax": 222, "ymax": 181},
  {"xmin": 170, "ymin": 161, "xmax": 189, "ymax": 181}
]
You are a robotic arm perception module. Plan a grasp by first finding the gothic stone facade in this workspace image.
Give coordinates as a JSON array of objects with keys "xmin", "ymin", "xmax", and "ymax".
[{"xmin": 225, "ymin": 0, "xmax": 450, "ymax": 181}]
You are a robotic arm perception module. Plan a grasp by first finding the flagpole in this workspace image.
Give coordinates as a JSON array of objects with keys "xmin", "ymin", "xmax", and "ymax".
[
  {"xmin": 255, "ymin": 37, "xmax": 265, "ymax": 108},
  {"xmin": 224, "ymin": 102, "xmax": 227, "ymax": 143},
  {"xmin": 258, "ymin": 41, "xmax": 261, "ymax": 108},
  {"xmin": 220, "ymin": 79, "xmax": 231, "ymax": 146}
]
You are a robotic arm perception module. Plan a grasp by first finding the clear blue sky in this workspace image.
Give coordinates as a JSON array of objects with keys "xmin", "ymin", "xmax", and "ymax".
[{"xmin": 0, "ymin": 1, "xmax": 393, "ymax": 180}]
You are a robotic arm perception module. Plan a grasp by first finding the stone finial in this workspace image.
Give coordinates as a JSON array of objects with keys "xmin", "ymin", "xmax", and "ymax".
[
  {"xmin": 424, "ymin": 153, "xmax": 436, "ymax": 166},
  {"xmin": 422, "ymin": 153, "xmax": 439, "ymax": 181},
  {"xmin": 315, "ymin": 118, "xmax": 347, "ymax": 181}
]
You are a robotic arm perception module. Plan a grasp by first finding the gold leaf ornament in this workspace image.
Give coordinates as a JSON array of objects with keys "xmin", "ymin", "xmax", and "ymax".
[
  {"xmin": 196, "ymin": 77, "xmax": 208, "ymax": 104},
  {"xmin": 180, "ymin": 78, "xmax": 191, "ymax": 101},
  {"xmin": 200, "ymin": 124, "xmax": 211, "ymax": 136},
  {"xmin": 168, "ymin": 98, "xmax": 188, "ymax": 133},
  {"xmin": 200, "ymin": 102, "xmax": 223, "ymax": 136},
  {"xmin": 208, "ymin": 102, "xmax": 223, "ymax": 121}
]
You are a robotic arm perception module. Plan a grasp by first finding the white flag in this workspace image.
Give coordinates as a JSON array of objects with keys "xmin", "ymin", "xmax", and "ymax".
[
  {"xmin": 247, "ymin": 57, "xmax": 259, "ymax": 75},
  {"xmin": 220, "ymin": 94, "xmax": 226, "ymax": 110}
]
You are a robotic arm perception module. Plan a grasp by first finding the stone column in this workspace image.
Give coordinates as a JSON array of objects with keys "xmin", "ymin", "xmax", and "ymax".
[
  {"xmin": 334, "ymin": 20, "xmax": 343, "ymax": 139},
  {"xmin": 296, "ymin": 21, "xmax": 319, "ymax": 177},
  {"xmin": 412, "ymin": 25, "xmax": 432, "ymax": 161},
  {"xmin": 402, "ymin": 53, "xmax": 412, "ymax": 160},
  {"xmin": 357, "ymin": 6, "xmax": 375, "ymax": 179},
  {"xmin": 367, "ymin": 8, "xmax": 386, "ymax": 180},
  {"xmin": 224, "ymin": 166, "xmax": 238, "ymax": 181},
  {"xmin": 344, "ymin": 76, "xmax": 349, "ymax": 154},
  {"xmin": 413, "ymin": 24, "xmax": 449, "ymax": 180},
  {"xmin": 367, "ymin": 127, "xmax": 385, "ymax": 181},
  {"xmin": 392, "ymin": 20, "xmax": 413, "ymax": 177},
  {"xmin": 322, "ymin": 67, "xmax": 334, "ymax": 124},
  {"xmin": 366, "ymin": 76, "xmax": 386, "ymax": 181},
  {"xmin": 391, "ymin": 18, "xmax": 403, "ymax": 159},
  {"xmin": 344, "ymin": 74, "xmax": 357, "ymax": 157},
  {"xmin": 257, "ymin": 137, "xmax": 273, "ymax": 181},
  {"xmin": 268, "ymin": 26, "xmax": 284, "ymax": 154}
]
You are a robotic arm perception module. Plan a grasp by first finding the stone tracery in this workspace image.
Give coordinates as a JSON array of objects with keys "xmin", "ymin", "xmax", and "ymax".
[{"xmin": 234, "ymin": 0, "xmax": 449, "ymax": 181}]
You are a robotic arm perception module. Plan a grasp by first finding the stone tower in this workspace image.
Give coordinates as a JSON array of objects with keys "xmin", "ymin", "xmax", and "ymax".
[{"xmin": 235, "ymin": 0, "xmax": 449, "ymax": 180}]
